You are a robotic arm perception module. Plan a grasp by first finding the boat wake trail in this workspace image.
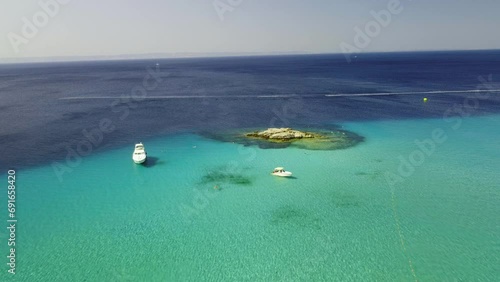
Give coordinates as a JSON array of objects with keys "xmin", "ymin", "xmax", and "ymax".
[
  {"xmin": 58, "ymin": 95, "xmax": 303, "ymax": 100},
  {"xmin": 58, "ymin": 89, "xmax": 500, "ymax": 100},
  {"xmin": 324, "ymin": 89, "xmax": 500, "ymax": 97}
]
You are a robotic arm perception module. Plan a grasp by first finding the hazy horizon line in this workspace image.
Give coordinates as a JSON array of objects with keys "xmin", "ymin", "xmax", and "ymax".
[{"xmin": 1, "ymin": 48, "xmax": 499, "ymax": 65}]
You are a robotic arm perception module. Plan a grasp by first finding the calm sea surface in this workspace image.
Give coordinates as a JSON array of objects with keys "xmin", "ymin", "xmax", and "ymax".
[{"xmin": 0, "ymin": 51, "xmax": 499, "ymax": 281}]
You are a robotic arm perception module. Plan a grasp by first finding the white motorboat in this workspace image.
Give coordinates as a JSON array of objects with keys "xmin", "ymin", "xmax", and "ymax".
[
  {"xmin": 271, "ymin": 167, "xmax": 292, "ymax": 177},
  {"xmin": 132, "ymin": 142, "xmax": 147, "ymax": 164}
]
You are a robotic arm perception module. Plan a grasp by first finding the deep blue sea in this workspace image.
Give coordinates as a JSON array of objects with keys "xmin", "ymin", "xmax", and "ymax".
[{"xmin": 0, "ymin": 51, "xmax": 499, "ymax": 281}]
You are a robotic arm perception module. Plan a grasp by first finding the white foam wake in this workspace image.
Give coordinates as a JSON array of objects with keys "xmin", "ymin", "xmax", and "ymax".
[
  {"xmin": 324, "ymin": 89, "xmax": 500, "ymax": 97},
  {"xmin": 58, "ymin": 89, "xmax": 500, "ymax": 100},
  {"xmin": 59, "ymin": 94, "xmax": 302, "ymax": 100}
]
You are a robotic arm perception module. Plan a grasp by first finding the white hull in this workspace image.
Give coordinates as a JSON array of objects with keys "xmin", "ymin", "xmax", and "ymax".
[
  {"xmin": 133, "ymin": 154, "xmax": 147, "ymax": 164},
  {"xmin": 272, "ymin": 171, "xmax": 292, "ymax": 177},
  {"xmin": 272, "ymin": 167, "xmax": 292, "ymax": 177},
  {"xmin": 132, "ymin": 143, "xmax": 147, "ymax": 164}
]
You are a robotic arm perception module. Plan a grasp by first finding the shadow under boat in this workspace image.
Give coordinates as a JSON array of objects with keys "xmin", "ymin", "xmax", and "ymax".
[{"xmin": 142, "ymin": 156, "xmax": 160, "ymax": 168}]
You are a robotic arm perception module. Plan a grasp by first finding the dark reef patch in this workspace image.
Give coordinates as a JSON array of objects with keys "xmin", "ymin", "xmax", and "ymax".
[
  {"xmin": 271, "ymin": 205, "xmax": 322, "ymax": 230},
  {"xmin": 331, "ymin": 191, "xmax": 361, "ymax": 208},
  {"xmin": 200, "ymin": 166, "xmax": 253, "ymax": 186}
]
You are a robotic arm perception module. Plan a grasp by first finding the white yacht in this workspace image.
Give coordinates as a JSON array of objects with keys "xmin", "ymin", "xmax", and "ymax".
[
  {"xmin": 271, "ymin": 167, "xmax": 292, "ymax": 177},
  {"xmin": 132, "ymin": 143, "xmax": 147, "ymax": 164}
]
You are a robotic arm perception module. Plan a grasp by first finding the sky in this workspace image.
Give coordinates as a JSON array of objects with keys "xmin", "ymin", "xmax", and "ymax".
[{"xmin": 1, "ymin": 0, "xmax": 500, "ymax": 61}]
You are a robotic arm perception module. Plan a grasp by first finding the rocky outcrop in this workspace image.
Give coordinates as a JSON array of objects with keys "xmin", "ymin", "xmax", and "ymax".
[
  {"xmin": 246, "ymin": 128, "xmax": 316, "ymax": 141},
  {"xmin": 200, "ymin": 126, "xmax": 364, "ymax": 150}
]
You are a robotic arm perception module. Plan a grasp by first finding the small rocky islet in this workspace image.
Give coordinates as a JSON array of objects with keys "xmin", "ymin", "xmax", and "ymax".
[
  {"xmin": 202, "ymin": 127, "xmax": 364, "ymax": 150},
  {"xmin": 245, "ymin": 128, "xmax": 316, "ymax": 140}
]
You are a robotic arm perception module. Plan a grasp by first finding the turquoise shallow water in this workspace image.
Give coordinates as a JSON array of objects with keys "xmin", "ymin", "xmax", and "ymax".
[{"xmin": 2, "ymin": 115, "xmax": 500, "ymax": 281}]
